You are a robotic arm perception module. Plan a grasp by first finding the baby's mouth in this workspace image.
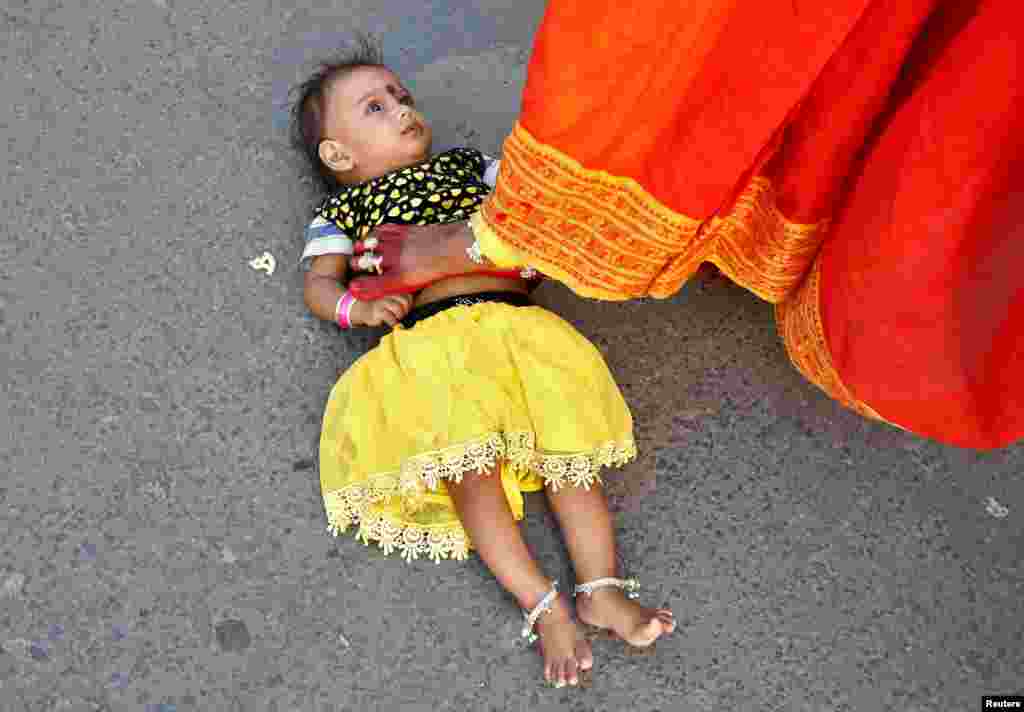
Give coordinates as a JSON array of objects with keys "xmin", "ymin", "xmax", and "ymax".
[{"xmin": 402, "ymin": 123, "xmax": 422, "ymax": 136}]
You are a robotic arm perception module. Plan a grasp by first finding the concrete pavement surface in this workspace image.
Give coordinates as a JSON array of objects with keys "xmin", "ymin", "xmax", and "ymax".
[{"xmin": 2, "ymin": 1, "xmax": 1021, "ymax": 710}]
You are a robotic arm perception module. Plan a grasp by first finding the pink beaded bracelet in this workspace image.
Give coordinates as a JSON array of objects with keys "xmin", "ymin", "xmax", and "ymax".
[{"xmin": 335, "ymin": 291, "xmax": 357, "ymax": 329}]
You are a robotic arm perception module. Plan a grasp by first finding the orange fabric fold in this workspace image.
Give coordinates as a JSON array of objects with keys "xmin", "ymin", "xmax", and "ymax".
[{"xmin": 479, "ymin": 0, "xmax": 1023, "ymax": 449}]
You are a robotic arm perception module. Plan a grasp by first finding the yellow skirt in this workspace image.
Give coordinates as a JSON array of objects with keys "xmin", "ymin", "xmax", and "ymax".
[{"xmin": 319, "ymin": 301, "xmax": 637, "ymax": 564}]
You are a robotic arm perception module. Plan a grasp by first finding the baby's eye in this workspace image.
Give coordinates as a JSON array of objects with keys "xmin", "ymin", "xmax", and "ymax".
[{"xmin": 367, "ymin": 101, "xmax": 383, "ymax": 113}]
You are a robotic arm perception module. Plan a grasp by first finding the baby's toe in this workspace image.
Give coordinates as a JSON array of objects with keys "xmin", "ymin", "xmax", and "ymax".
[
  {"xmin": 553, "ymin": 661, "xmax": 566, "ymax": 687},
  {"xmin": 566, "ymin": 659, "xmax": 579, "ymax": 686},
  {"xmin": 577, "ymin": 643, "xmax": 594, "ymax": 671}
]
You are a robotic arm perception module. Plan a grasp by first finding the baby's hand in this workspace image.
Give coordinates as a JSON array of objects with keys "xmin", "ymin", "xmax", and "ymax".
[{"xmin": 352, "ymin": 294, "xmax": 414, "ymax": 328}]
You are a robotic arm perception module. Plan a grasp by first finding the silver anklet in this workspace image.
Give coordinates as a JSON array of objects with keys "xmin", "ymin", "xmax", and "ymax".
[
  {"xmin": 521, "ymin": 580, "xmax": 559, "ymax": 645},
  {"xmin": 572, "ymin": 576, "xmax": 640, "ymax": 599}
]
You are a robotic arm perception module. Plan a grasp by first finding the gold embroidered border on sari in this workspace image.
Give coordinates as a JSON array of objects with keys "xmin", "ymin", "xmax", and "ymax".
[
  {"xmin": 775, "ymin": 256, "xmax": 898, "ymax": 428},
  {"xmin": 481, "ymin": 122, "xmax": 831, "ymax": 303}
]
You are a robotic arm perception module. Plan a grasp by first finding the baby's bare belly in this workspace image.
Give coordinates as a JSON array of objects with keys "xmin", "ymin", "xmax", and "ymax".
[{"xmin": 412, "ymin": 274, "xmax": 530, "ymax": 309}]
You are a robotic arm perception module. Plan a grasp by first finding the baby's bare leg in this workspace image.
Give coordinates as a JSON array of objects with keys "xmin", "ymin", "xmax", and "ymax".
[
  {"xmin": 545, "ymin": 479, "xmax": 676, "ymax": 647},
  {"xmin": 445, "ymin": 467, "xmax": 593, "ymax": 687}
]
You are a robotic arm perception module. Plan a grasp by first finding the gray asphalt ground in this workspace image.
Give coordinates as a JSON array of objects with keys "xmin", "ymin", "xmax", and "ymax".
[{"xmin": 2, "ymin": 1, "xmax": 1022, "ymax": 711}]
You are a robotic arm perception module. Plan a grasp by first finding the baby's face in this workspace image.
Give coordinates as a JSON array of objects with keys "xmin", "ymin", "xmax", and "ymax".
[{"xmin": 323, "ymin": 65, "xmax": 432, "ymax": 183}]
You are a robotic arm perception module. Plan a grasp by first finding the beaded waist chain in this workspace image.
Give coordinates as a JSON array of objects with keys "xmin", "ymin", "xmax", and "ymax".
[{"xmin": 399, "ymin": 291, "xmax": 534, "ymax": 331}]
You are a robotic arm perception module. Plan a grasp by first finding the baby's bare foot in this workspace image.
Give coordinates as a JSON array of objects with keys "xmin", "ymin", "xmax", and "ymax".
[
  {"xmin": 576, "ymin": 587, "xmax": 676, "ymax": 648},
  {"xmin": 531, "ymin": 594, "xmax": 594, "ymax": 687}
]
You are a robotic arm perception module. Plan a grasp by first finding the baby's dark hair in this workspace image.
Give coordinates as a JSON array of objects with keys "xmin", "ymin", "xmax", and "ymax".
[{"xmin": 288, "ymin": 33, "xmax": 386, "ymax": 195}]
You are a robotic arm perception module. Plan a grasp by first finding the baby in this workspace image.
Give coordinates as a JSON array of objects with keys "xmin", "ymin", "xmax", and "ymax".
[{"xmin": 290, "ymin": 36, "xmax": 675, "ymax": 689}]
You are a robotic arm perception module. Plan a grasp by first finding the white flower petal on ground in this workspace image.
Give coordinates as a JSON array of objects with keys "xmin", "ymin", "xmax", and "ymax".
[{"xmin": 984, "ymin": 496, "xmax": 1009, "ymax": 519}]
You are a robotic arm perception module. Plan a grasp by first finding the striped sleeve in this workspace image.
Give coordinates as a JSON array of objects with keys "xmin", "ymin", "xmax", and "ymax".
[
  {"xmin": 298, "ymin": 215, "xmax": 355, "ymax": 272},
  {"xmin": 482, "ymin": 155, "xmax": 501, "ymax": 188}
]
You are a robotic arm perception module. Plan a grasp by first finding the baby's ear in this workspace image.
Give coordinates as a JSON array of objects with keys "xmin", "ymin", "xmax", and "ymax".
[{"xmin": 318, "ymin": 139, "xmax": 355, "ymax": 173}]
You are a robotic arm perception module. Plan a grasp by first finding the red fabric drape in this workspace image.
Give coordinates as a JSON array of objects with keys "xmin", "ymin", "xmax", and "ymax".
[
  {"xmin": 481, "ymin": 0, "xmax": 1023, "ymax": 448},
  {"xmin": 817, "ymin": 0, "xmax": 1024, "ymax": 448}
]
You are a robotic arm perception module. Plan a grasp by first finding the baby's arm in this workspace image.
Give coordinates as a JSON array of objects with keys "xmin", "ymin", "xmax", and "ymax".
[
  {"xmin": 303, "ymin": 254, "xmax": 412, "ymax": 328},
  {"xmin": 303, "ymin": 254, "xmax": 361, "ymax": 324}
]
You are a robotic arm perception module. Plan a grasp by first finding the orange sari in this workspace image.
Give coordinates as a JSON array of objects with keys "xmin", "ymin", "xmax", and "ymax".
[{"xmin": 476, "ymin": 0, "xmax": 1023, "ymax": 450}]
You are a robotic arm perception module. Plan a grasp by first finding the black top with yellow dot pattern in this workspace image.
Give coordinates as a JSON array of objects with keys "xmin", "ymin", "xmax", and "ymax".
[{"xmin": 315, "ymin": 148, "xmax": 492, "ymax": 242}]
